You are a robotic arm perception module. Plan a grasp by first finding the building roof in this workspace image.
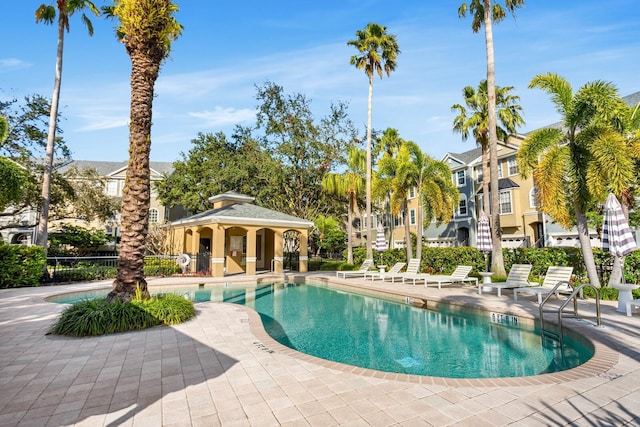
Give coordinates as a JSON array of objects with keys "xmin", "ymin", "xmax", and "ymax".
[
  {"xmin": 171, "ymin": 202, "xmax": 313, "ymax": 229},
  {"xmin": 476, "ymin": 178, "xmax": 520, "ymax": 193},
  {"xmin": 54, "ymin": 160, "xmax": 174, "ymax": 177}
]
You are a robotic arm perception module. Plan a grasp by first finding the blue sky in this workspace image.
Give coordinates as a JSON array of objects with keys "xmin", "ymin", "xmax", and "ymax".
[{"xmin": 2, "ymin": 1, "xmax": 638, "ymax": 164}]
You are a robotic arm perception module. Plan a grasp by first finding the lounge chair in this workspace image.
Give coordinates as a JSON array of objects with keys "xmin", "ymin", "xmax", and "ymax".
[
  {"xmin": 335, "ymin": 259, "xmax": 374, "ymax": 279},
  {"xmin": 363, "ymin": 262, "xmax": 406, "ymax": 281},
  {"xmin": 421, "ymin": 265, "xmax": 479, "ymax": 289},
  {"xmin": 513, "ymin": 266, "xmax": 573, "ymax": 303},
  {"xmin": 480, "ymin": 264, "xmax": 533, "ymax": 297},
  {"xmin": 384, "ymin": 258, "xmax": 420, "ymax": 283}
]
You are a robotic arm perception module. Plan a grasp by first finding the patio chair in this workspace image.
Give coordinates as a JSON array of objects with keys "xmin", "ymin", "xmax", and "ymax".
[
  {"xmin": 421, "ymin": 265, "xmax": 479, "ymax": 290},
  {"xmin": 513, "ymin": 266, "xmax": 574, "ymax": 303},
  {"xmin": 381, "ymin": 258, "xmax": 420, "ymax": 283},
  {"xmin": 335, "ymin": 259, "xmax": 374, "ymax": 279},
  {"xmin": 363, "ymin": 262, "xmax": 407, "ymax": 281},
  {"xmin": 480, "ymin": 264, "xmax": 533, "ymax": 297}
]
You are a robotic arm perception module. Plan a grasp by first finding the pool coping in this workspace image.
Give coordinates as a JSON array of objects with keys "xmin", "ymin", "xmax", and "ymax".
[
  {"xmin": 41, "ymin": 274, "xmax": 620, "ymax": 388},
  {"xmin": 232, "ymin": 275, "xmax": 620, "ymax": 387}
]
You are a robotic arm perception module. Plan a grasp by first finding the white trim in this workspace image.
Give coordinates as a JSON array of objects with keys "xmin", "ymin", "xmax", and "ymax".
[
  {"xmin": 274, "ymin": 256, "xmax": 284, "ymax": 262},
  {"xmin": 171, "ymin": 215, "xmax": 313, "ymax": 228},
  {"xmin": 299, "ymin": 256, "xmax": 308, "ymax": 261},
  {"xmin": 212, "ymin": 258, "xmax": 225, "ymax": 264},
  {"xmin": 246, "ymin": 257, "xmax": 257, "ymax": 263}
]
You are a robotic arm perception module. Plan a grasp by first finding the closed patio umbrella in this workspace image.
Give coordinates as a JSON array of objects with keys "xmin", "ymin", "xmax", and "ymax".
[
  {"xmin": 375, "ymin": 222, "xmax": 388, "ymax": 252},
  {"xmin": 602, "ymin": 193, "xmax": 638, "ymax": 282},
  {"xmin": 477, "ymin": 211, "xmax": 492, "ymax": 272}
]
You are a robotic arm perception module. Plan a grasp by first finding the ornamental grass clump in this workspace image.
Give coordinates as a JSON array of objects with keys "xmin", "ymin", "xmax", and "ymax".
[{"xmin": 52, "ymin": 291, "xmax": 195, "ymax": 336}]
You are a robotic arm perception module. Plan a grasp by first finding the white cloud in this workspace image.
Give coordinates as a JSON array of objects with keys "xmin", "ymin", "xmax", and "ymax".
[
  {"xmin": 189, "ymin": 107, "xmax": 256, "ymax": 127},
  {"xmin": 0, "ymin": 58, "xmax": 30, "ymax": 72}
]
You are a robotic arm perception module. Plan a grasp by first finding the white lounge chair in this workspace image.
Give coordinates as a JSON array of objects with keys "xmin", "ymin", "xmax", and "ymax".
[
  {"xmin": 364, "ymin": 262, "xmax": 406, "ymax": 281},
  {"xmin": 480, "ymin": 264, "xmax": 533, "ymax": 297},
  {"xmin": 513, "ymin": 266, "xmax": 574, "ymax": 303},
  {"xmin": 335, "ymin": 259, "xmax": 374, "ymax": 279},
  {"xmin": 381, "ymin": 258, "xmax": 420, "ymax": 283},
  {"xmin": 421, "ymin": 265, "xmax": 479, "ymax": 289}
]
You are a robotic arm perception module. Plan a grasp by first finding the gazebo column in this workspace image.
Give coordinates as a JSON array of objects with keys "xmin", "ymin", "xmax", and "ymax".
[
  {"xmin": 299, "ymin": 229, "xmax": 308, "ymax": 273},
  {"xmin": 246, "ymin": 229, "xmax": 257, "ymax": 276},
  {"xmin": 273, "ymin": 231, "xmax": 284, "ymax": 274},
  {"xmin": 211, "ymin": 226, "xmax": 225, "ymax": 277}
]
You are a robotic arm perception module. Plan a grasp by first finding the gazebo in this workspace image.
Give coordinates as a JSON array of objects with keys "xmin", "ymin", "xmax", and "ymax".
[{"xmin": 167, "ymin": 191, "xmax": 313, "ymax": 277}]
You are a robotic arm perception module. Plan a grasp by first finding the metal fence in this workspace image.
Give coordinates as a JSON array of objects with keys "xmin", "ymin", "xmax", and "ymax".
[{"xmin": 47, "ymin": 255, "xmax": 183, "ymax": 282}]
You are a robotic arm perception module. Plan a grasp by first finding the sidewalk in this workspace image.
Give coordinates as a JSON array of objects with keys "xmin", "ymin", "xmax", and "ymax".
[{"xmin": 0, "ymin": 273, "xmax": 639, "ymax": 426}]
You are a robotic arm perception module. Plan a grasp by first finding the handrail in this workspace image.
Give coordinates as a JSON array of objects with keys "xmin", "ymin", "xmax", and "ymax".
[{"xmin": 539, "ymin": 282, "xmax": 601, "ymax": 348}]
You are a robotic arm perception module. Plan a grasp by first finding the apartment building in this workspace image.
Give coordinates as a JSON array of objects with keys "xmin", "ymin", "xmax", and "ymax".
[{"xmin": 0, "ymin": 160, "xmax": 173, "ymax": 246}]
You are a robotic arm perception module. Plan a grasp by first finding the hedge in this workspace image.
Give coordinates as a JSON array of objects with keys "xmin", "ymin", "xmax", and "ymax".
[{"xmin": 0, "ymin": 244, "xmax": 46, "ymax": 288}]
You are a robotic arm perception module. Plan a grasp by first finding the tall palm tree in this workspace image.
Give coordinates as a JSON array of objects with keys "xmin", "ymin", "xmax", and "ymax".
[
  {"xmin": 34, "ymin": 0, "xmax": 100, "ymax": 264},
  {"xmin": 373, "ymin": 128, "xmax": 404, "ymax": 250},
  {"xmin": 103, "ymin": 0, "xmax": 181, "ymax": 301},
  {"xmin": 348, "ymin": 23, "xmax": 400, "ymax": 261},
  {"xmin": 322, "ymin": 146, "xmax": 366, "ymax": 264},
  {"xmin": 451, "ymin": 80, "xmax": 524, "ymax": 214},
  {"xmin": 458, "ymin": 0, "xmax": 525, "ymax": 276},
  {"xmin": 395, "ymin": 141, "xmax": 459, "ymax": 262},
  {"xmin": 375, "ymin": 149, "xmax": 412, "ymax": 260},
  {"xmin": 517, "ymin": 73, "xmax": 632, "ymax": 287},
  {"xmin": 586, "ymin": 98, "xmax": 640, "ymax": 284}
]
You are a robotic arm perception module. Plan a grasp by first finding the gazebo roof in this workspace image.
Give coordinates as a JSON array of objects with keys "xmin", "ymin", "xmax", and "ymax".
[{"xmin": 170, "ymin": 200, "xmax": 313, "ymax": 229}]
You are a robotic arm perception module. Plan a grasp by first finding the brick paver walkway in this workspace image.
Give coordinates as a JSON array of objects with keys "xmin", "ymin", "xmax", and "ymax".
[{"xmin": 1, "ymin": 273, "xmax": 639, "ymax": 426}]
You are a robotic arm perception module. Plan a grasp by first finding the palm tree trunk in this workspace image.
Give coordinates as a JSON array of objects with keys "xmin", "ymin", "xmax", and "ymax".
[
  {"xmin": 108, "ymin": 50, "xmax": 159, "ymax": 302},
  {"xmin": 347, "ymin": 196, "xmax": 354, "ymax": 264},
  {"xmin": 365, "ymin": 75, "xmax": 374, "ymax": 261},
  {"xmin": 36, "ymin": 14, "xmax": 66, "ymax": 271},
  {"xmin": 403, "ymin": 199, "xmax": 413, "ymax": 261},
  {"xmin": 483, "ymin": 0, "xmax": 505, "ymax": 276},
  {"xmin": 574, "ymin": 200, "xmax": 600, "ymax": 287},
  {"xmin": 481, "ymin": 142, "xmax": 490, "ymax": 214},
  {"xmin": 416, "ymin": 194, "xmax": 423, "ymax": 262}
]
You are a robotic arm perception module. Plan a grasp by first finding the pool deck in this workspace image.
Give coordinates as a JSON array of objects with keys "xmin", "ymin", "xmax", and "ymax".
[{"xmin": 0, "ymin": 272, "xmax": 638, "ymax": 426}]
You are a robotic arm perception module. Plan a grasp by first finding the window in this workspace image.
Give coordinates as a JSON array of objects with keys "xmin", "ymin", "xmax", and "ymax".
[
  {"xmin": 476, "ymin": 167, "xmax": 483, "ymax": 182},
  {"xmin": 455, "ymin": 170, "xmax": 465, "ymax": 187},
  {"xmin": 499, "ymin": 191, "xmax": 512, "ymax": 214},
  {"xmin": 409, "ymin": 209, "xmax": 416, "ymax": 225},
  {"xmin": 408, "ymin": 187, "xmax": 416, "ymax": 199},
  {"xmin": 149, "ymin": 208, "xmax": 159, "ymax": 223},
  {"xmin": 106, "ymin": 180, "xmax": 118, "ymax": 196},
  {"xmin": 457, "ymin": 195, "xmax": 468, "ymax": 216},
  {"xmin": 394, "ymin": 214, "xmax": 404, "ymax": 227},
  {"xmin": 497, "ymin": 161, "xmax": 503, "ymax": 178},
  {"xmin": 529, "ymin": 187, "xmax": 539, "ymax": 208},
  {"xmin": 508, "ymin": 157, "xmax": 518, "ymax": 176}
]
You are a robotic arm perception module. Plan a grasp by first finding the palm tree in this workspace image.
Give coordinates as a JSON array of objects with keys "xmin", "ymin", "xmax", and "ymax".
[
  {"xmin": 34, "ymin": 0, "xmax": 100, "ymax": 264},
  {"xmin": 103, "ymin": 0, "xmax": 181, "ymax": 301},
  {"xmin": 322, "ymin": 146, "xmax": 366, "ymax": 264},
  {"xmin": 517, "ymin": 73, "xmax": 632, "ymax": 287},
  {"xmin": 458, "ymin": 0, "xmax": 525, "ymax": 276},
  {"xmin": 451, "ymin": 80, "xmax": 524, "ymax": 214},
  {"xmin": 373, "ymin": 128, "xmax": 404, "ymax": 250},
  {"xmin": 348, "ymin": 23, "xmax": 400, "ymax": 261},
  {"xmin": 586, "ymin": 98, "xmax": 640, "ymax": 284},
  {"xmin": 395, "ymin": 141, "xmax": 459, "ymax": 262}
]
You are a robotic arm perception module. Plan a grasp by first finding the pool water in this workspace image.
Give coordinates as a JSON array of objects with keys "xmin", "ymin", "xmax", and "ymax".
[{"xmin": 49, "ymin": 283, "xmax": 593, "ymax": 378}]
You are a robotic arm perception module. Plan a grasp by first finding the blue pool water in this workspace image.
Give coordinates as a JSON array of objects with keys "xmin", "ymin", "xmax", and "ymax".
[{"xmin": 49, "ymin": 283, "xmax": 593, "ymax": 378}]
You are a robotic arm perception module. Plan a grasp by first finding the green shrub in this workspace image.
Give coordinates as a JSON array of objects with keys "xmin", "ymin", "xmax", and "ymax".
[
  {"xmin": 0, "ymin": 244, "xmax": 46, "ymax": 288},
  {"xmin": 52, "ymin": 293, "xmax": 195, "ymax": 336},
  {"xmin": 133, "ymin": 293, "xmax": 195, "ymax": 325}
]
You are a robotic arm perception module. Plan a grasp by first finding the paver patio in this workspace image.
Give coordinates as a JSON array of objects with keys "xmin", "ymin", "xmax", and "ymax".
[{"xmin": 0, "ymin": 273, "xmax": 638, "ymax": 426}]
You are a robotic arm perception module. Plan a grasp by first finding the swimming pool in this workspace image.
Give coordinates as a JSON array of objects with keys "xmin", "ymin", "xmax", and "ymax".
[{"xmin": 49, "ymin": 282, "xmax": 593, "ymax": 378}]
